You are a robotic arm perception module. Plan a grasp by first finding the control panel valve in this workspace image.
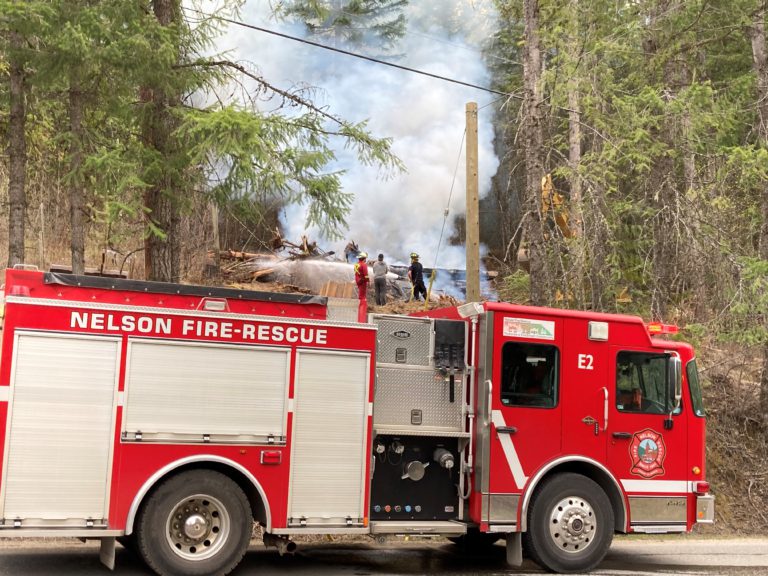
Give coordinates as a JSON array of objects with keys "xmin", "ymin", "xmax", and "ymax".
[
  {"xmin": 401, "ymin": 460, "xmax": 429, "ymax": 481},
  {"xmin": 433, "ymin": 448, "xmax": 455, "ymax": 469}
]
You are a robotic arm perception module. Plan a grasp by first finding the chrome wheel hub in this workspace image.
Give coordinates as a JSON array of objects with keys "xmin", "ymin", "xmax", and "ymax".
[
  {"xmin": 166, "ymin": 494, "xmax": 230, "ymax": 561},
  {"xmin": 184, "ymin": 514, "xmax": 207, "ymax": 539},
  {"xmin": 548, "ymin": 495, "xmax": 596, "ymax": 554}
]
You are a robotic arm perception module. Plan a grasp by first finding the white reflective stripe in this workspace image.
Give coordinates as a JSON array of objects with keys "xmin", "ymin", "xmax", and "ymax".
[
  {"xmin": 288, "ymin": 398, "xmax": 294, "ymax": 412},
  {"xmin": 0, "ymin": 387, "xmax": 8, "ymax": 402},
  {"xmin": 491, "ymin": 410, "xmax": 529, "ymax": 489},
  {"xmin": 368, "ymin": 402, "xmax": 374, "ymax": 417},
  {"xmin": 117, "ymin": 392, "xmax": 125, "ymax": 406},
  {"xmin": 620, "ymin": 479, "xmax": 690, "ymax": 493}
]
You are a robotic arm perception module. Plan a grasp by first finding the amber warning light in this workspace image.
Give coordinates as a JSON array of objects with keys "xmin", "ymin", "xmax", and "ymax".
[{"xmin": 646, "ymin": 322, "xmax": 679, "ymax": 335}]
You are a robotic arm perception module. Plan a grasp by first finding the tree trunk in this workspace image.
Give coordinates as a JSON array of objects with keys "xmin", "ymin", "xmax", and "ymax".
[
  {"xmin": 142, "ymin": 0, "xmax": 181, "ymax": 282},
  {"xmin": 583, "ymin": 18, "xmax": 610, "ymax": 312},
  {"xmin": 750, "ymin": 10, "xmax": 768, "ymax": 259},
  {"xmin": 646, "ymin": 0, "xmax": 685, "ymax": 321},
  {"xmin": 522, "ymin": 0, "xmax": 548, "ymax": 306},
  {"xmin": 747, "ymin": 6, "xmax": 768, "ymax": 429},
  {"xmin": 650, "ymin": 65, "xmax": 680, "ymax": 320},
  {"xmin": 678, "ymin": 60, "xmax": 710, "ymax": 319},
  {"xmin": 69, "ymin": 74, "xmax": 86, "ymax": 275},
  {"xmin": 585, "ymin": 181, "xmax": 609, "ymax": 311},
  {"xmin": 567, "ymin": 0, "xmax": 585, "ymax": 306},
  {"xmin": 7, "ymin": 31, "xmax": 27, "ymax": 268}
]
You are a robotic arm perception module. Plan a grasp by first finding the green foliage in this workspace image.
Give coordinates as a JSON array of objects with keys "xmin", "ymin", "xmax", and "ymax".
[
  {"xmin": 1, "ymin": 0, "xmax": 403, "ymax": 267},
  {"xmin": 716, "ymin": 257, "xmax": 768, "ymax": 346},
  {"xmin": 277, "ymin": 0, "xmax": 408, "ymax": 50},
  {"xmin": 493, "ymin": 0, "xmax": 768, "ymax": 324},
  {"xmin": 177, "ymin": 103, "xmax": 401, "ymax": 239},
  {"xmin": 4, "ymin": 0, "xmax": 767, "ymax": 310},
  {"xmin": 499, "ymin": 269, "xmax": 531, "ymax": 304}
]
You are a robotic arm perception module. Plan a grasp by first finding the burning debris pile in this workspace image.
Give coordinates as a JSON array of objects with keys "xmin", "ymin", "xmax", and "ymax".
[{"xmin": 213, "ymin": 234, "xmax": 497, "ymax": 306}]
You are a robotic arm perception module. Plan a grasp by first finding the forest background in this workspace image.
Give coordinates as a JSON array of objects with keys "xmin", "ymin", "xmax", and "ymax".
[{"xmin": 1, "ymin": 0, "xmax": 767, "ymax": 533}]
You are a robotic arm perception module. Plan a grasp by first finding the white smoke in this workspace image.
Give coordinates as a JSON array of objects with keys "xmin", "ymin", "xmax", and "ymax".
[{"xmin": 217, "ymin": 1, "xmax": 500, "ymax": 271}]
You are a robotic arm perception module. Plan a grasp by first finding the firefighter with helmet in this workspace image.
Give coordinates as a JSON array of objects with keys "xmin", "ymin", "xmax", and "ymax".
[
  {"xmin": 354, "ymin": 252, "xmax": 370, "ymax": 322},
  {"xmin": 408, "ymin": 252, "xmax": 427, "ymax": 302},
  {"xmin": 354, "ymin": 252, "xmax": 370, "ymax": 293}
]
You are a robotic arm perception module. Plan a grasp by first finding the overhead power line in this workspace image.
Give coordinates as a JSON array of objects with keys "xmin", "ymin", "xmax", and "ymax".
[
  {"xmin": 433, "ymin": 128, "xmax": 467, "ymax": 271},
  {"xmin": 184, "ymin": 7, "xmax": 518, "ymax": 100}
]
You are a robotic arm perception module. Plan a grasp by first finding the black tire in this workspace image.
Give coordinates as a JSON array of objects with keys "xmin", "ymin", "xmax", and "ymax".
[
  {"xmin": 523, "ymin": 473, "xmax": 613, "ymax": 573},
  {"xmin": 449, "ymin": 528, "xmax": 503, "ymax": 550},
  {"xmin": 117, "ymin": 534, "xmax": 138, "ymax": 556},
  {"xmin": 136, "ymin": 470, "xmax": 252, "ymax": 576}
]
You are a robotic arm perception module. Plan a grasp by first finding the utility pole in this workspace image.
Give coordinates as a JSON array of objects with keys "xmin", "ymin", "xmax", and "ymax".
[
  {"xmin": 211, "ymin": 203, "xmax": 221, "ymax": 266},
  {"xmin": 205, "ymin": 202, "xmax": 221, "ymax": 279},
  {"xmin": 465, "ymin": 102, "xmax": 480, "ymax": 302}
]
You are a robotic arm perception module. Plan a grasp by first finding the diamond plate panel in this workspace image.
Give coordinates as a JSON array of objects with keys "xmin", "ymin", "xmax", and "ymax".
[
  {"xmin": 372, "ymin": 316, "xmax": 432, "ymax": 367},
  {"xmin": 326, "ymin": 297, "xmax": 358, "ymax": 323},
  {"xmin": 373, "ymin": 366, "xmax": 464, "ymax": 432}
]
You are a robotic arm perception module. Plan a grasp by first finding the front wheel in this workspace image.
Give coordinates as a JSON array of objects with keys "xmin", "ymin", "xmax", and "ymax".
[
  {"xmin": 136, "ymin": 470, "xmax": 252, "ymax": 576},
  {"xmin": 523, "ymin": 473, "xmax": 613, "ymax": 573}
]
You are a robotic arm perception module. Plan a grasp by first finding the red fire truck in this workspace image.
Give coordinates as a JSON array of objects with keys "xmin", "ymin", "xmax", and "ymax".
[{"xmin": 0, "ymin": 268, "xmax": 713, "ymax": 574}]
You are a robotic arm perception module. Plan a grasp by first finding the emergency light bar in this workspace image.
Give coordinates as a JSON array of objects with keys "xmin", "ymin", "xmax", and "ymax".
[{"xmin": 646, "ymin": 322, "xmax": 679, "ymax": 335}]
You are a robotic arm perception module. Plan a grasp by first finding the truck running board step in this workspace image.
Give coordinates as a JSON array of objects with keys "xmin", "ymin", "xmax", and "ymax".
[{"xmin": 369, "ymin": 521, "xmax": 466, "ymax": 535}]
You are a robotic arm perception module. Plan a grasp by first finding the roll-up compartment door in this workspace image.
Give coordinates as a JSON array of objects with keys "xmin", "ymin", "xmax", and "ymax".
[
  {"xmin": 123, "ymin": 340, "xmax": 290, "ymax": 442},
  {"xmin": 1, "ymin": 333, "xmax": 120, "ymax": 526},
  {"xmin": 289, "ymin": 350, "xmax": 370, "ymax": 526}
]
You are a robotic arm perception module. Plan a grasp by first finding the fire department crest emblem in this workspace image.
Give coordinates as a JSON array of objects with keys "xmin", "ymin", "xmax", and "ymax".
[{"xmin": 629, "ymin": 428, "xmax": 666, "ymax": 478}]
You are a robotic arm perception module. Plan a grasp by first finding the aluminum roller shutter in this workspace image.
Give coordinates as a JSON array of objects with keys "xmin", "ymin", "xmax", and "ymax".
[
  {"xmin": 123, "ymin": 340, "xmax": 290, "ymax": 441},
  {"xmin": 289, "ymin": 350, "xmax": 370, "ymax": 525},
  {"xmin": 1, "ymin": 333, "xmax": 119, "ymax": 524}
]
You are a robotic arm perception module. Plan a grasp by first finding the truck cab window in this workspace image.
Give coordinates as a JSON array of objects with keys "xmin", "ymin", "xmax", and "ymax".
[
  {"xmin": 687, "ymin": 359, "xmax": 706, "ymax": 417},
  {"xmin": 616, "ymin": 351, "xmax": 668, "ymax": 414},
  {"xmin": 501, "ymin": 342, "xmax": 558, "ymax": 408}
]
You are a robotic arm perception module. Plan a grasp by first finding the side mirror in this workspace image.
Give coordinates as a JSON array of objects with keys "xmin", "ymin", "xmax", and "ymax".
[
  {"xmin": 663, "ymin": 355, "xmax": 682, "ymax": 430},
  {"xmin": 667, "ymin": 355, "xmax": 682, "ymax": 413}
]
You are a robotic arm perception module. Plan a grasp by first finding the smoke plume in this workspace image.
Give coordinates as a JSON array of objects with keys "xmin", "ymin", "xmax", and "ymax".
[{"xmin": 219, "ymin": 1, "xmax": 500, "ymax": 272}]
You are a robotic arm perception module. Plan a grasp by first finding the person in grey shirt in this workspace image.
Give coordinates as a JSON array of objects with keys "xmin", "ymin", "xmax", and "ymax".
[{"xmin": 372, "ymin": 253, "xmax": 388, "ymax": 306}]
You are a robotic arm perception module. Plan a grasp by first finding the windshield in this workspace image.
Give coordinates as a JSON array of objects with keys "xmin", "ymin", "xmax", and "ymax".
[{"xmin": 686, "ymin": 359, "xmax": 705, "ymax": 417}]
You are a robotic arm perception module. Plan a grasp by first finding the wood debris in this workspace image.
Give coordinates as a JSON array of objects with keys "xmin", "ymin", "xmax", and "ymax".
[
  {"xmin": 320, "ymin": 281, "xmax": 356, "ymax": 299},
  {"xmin": 209, "ymin": 236, "xmax": 499, "ymax": 304}
]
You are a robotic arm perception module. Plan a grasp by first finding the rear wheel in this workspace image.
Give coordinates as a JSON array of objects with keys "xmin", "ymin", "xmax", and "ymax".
[
  {"xmin": 136, "ymin": 470, "xmax": 252, "ymax": 576},
  {"xmin": 523, "ymin": 473, "xmax": 613, "ymax": 573}
]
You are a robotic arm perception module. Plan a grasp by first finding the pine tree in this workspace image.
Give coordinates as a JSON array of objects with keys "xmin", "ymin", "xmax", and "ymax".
[
  {"xmin": 0, "ymin": 1, "xmax": 51, "ymax": 267},
  {"xmin": 134, "ymin": 1, "xmax": 403, "ymax": 281},
  {"xmin": 139, "ymin": 0, "xmax": 184, "ymax": 282},
  {"xmin": 279, "ymin": 0, "xmax": 408, "ymax": 51},
  {"xmin": 745, "ymin": 2, "xmax": 768, "ymax": 431},
  {"xmin": 6, "ymin": 28, "xmax": 26, "ymax": 268},
  {"xmin": 521, "ymin": 0, "xmax": 548, "ymax": 306}
]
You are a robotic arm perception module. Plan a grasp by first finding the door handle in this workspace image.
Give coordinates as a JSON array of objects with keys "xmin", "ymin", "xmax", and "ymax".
[
  {"xmin": 601, "ymin": 387, "xmax": 609, "ymax": 432},
  {"xmin": 486, "ymin": 380, "xmax": 493, "ymax": 424},
  {"xmin": 612, "ymin": 432, "xmax": 632, "ymax": 439},
  {"xmin": 496, "ymin": 426, "xmax": 517, "ymax": 435}
]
